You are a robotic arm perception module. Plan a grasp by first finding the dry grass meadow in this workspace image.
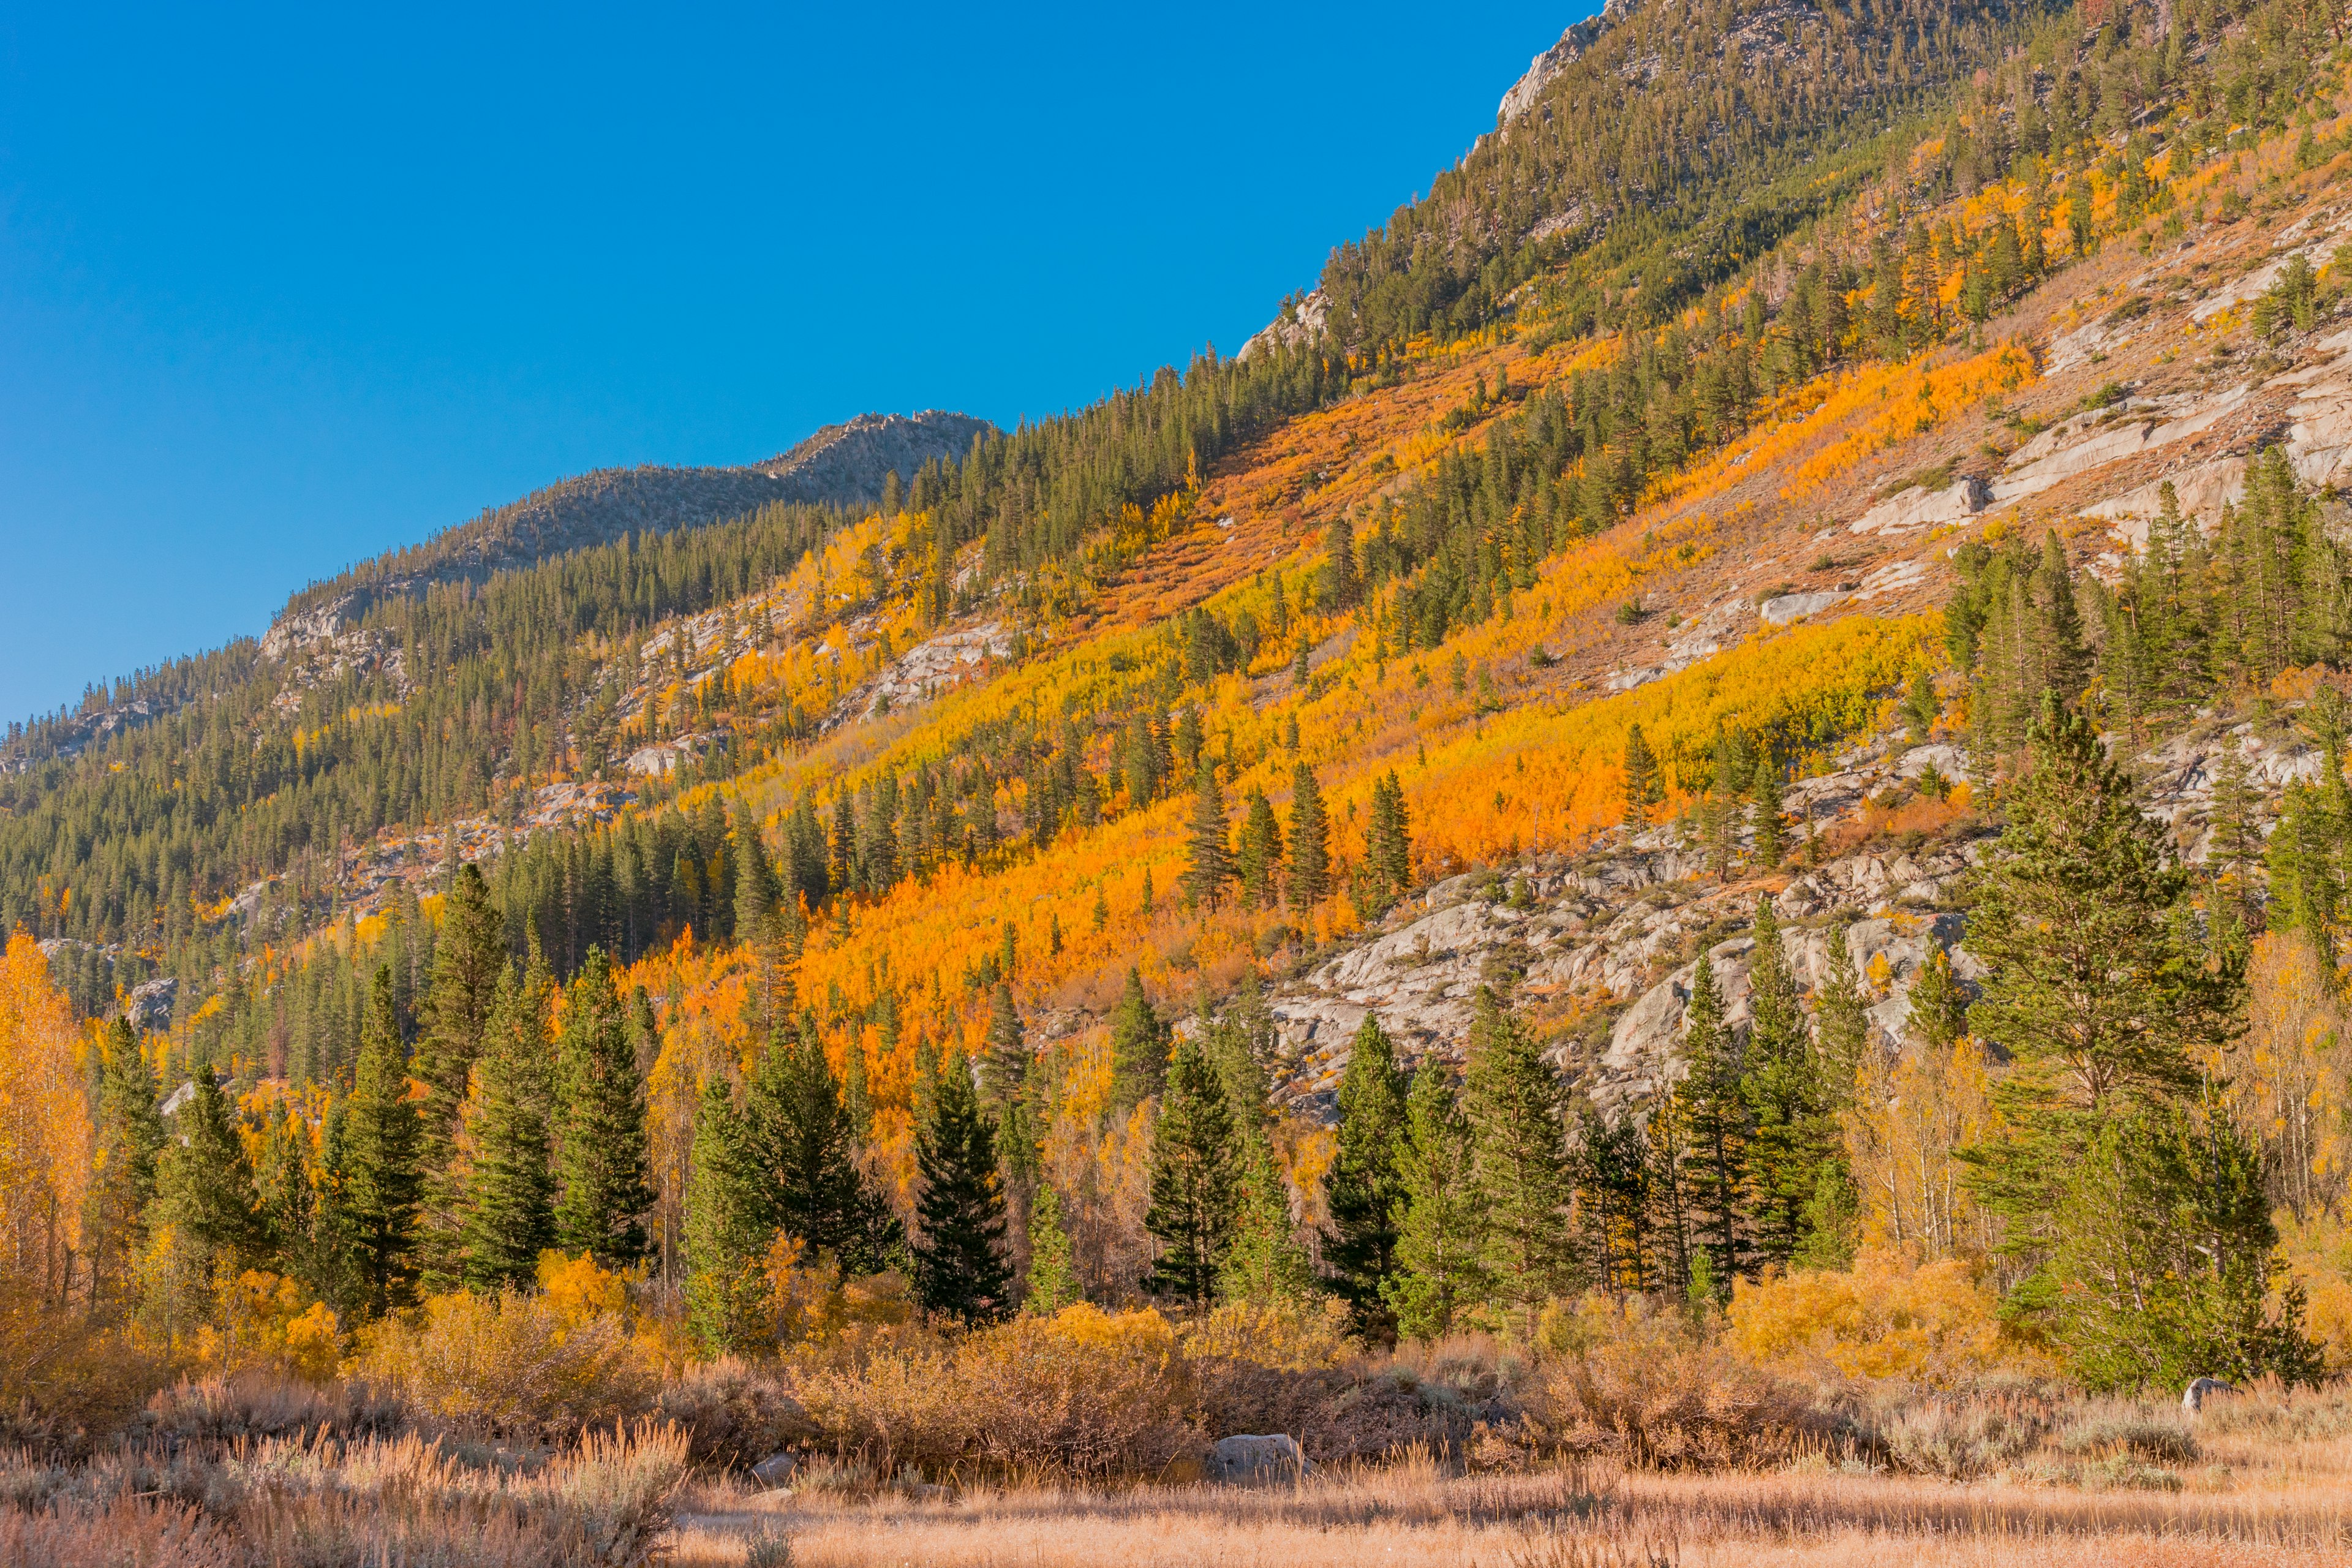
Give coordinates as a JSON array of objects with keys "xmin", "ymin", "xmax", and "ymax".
[{"xmin": 666, "ymin": 1381, "xmax": 2352, "ymax": 1568}]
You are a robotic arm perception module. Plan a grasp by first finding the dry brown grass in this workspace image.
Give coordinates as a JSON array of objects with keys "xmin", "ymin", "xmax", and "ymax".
[
  {"xmin": 668, "ymin": 1376, "xmax": 2352, "ymax": 1568},
  {"xmin": 669, "ymin": 1458, "xmax": 2352, "ymax": 1567}
]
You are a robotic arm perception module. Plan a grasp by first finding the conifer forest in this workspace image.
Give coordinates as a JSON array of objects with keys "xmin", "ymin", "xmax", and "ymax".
[{"xmin": 12, "ymin": 1, "xmax": 2352, "ymax": 1562}]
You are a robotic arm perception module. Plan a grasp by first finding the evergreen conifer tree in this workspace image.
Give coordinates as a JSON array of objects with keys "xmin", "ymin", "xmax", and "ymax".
[
  {"xmin": 745, "ymin": 1020, "xmax": 902, "ymax": 1272},
  {"xmin": 153, "ymin": 1064, "xmax": 266, "ymax": 1283},
  {"xmin": 912, "ymin": 1060, "xmax": 1013, "ymax": 1324},
  {"xmin": 1144, "ymin": 1037, "xmax": 1238, "ymax": 1306},
  {"xmin": 1464, "ymin": 989, "xmax": 1577, "ymax": 1308},
  {"xmin": 1383, "ymin": 1063, "xmax": 1488, "ymax": 1338},
  {"xmin": 1678, "ymin": 951, "xmax": 1748, "ymax": 1291},
  {"xmin": 1183, "ymin": 763, "xmax": 1234, "ymax": 911},
  {"xmin": 684, "ymin": 1071, "xmax": 769, "ymax": 1352},
  {"xmin": 1287, "ymin": 764, "xmax": 1332, "ymax": 909},
  {"xmin": 1739, "ymin": 899, "xmax": 1834, "ymax": 1265},
  {"xmin": 333, "ymin": 968, "xmax": 424, "ymax": 1319},
  {"xmin": 455, "ymin": 963, "xmax": 556, "ymax": 1290},
  {"xmin": 1325, "ymin": 1014, "xmax": 1409, "ymax": 1336},
  {"xmin": 1107, "ymin": 968, "xmax": 1167, "ymax": 1117},
  {"xmin": 413, "ymin": 864, "xmax": 504, "ymax": 1290},
  {"xmin": 1237, "ymin": 788, "xmax": 1285, "ymax": 908},
  {"xmin": 1750, "ymin": 756, "xmax": 1784, "ymax": 870},
  {"xmin": 552, "ymin": 949, "xmax": 655, "ymax": 1267},
  {"xmin": 83, "ymin": 1019, "xmax": 164, "ymax": 1312},
  {"xmin": 1963, "ymin": 696, "xmax": 2305, "ymax": 1382},
  {"xmin": 1622, "ymin": 723, "xmax": 1664, "ymax": 829},
  {"xmin": 1023, "ymin": 1182, "xmax": 1080, "ymax": 1313}
]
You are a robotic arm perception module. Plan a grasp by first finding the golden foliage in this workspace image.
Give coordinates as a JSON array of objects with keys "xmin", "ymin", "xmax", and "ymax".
[
  {"xmin": 1726, "ymin": 1248, "xmax": 2052, "ymax": 1386},
  {"xmin": 351, "ymin": 1286, "xmax": 658, "ymax": 1438},
  {"xmin": 0, "ymin": 932, "xmax": 92, "ymax": 1296},
  {"xmin": 1846, "ymin": 1035, "xmax": 1997, "ymax": 1261}
]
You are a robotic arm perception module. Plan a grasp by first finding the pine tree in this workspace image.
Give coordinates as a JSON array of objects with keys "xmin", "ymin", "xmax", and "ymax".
[
  {"xmin": 1325, "ymin": 1014, "xmax": 1408, "ymax": 1336},
  {"xmin": 255, "ymin": 1104, "xmax": 329, "ymax": 1300},
  {"xmin": 1237, "ymin": 788, "xmax": 1286, "ymax": 908},
  {"xmin": 1144, "ymin": 1036, "xmax": 1238, "ymax": 1307},
  {"xmin": 455, "ymin": 963, "xmax": 556, "ymax": 1291},
  {"xmin": 1382, "ymin": 1063, "xmax": 1488, "ymax": 1339},
  {"xmin": 1287, "ymin": 764, "xmax": 1332, "ymax": 910},
  {"xmin": 1573, "ymin": 1102, "xmax": 1656, "ymax": 1291},
  {"xmin": 1107, "ymin": 968, "xmax": 1167, "ymax": 1117},
  {"xmin": 1218, "ymin": 1146, "xmax": 1317, "ymax": 1305},
  {"xmin": 1183, "ymin": 762, "xmax": 1234, "ymax": 911},
  {"xmin": 982, "ymin": 982, "xmax": 1028, "ymax": 1112},
  {"xmin": 1678, "ymin": 951, "xmax": 1748, "ymax": 1291},
  {"xmin": 333, "ymin": 967, "xmax": 424, "ymax": 1319},
  {"xmin": 745, "ymin": 1019, "xmax": 902, "ymax": 1272},
  {"xmin": 912, "ymin": 1060, "xmax": 1013, "ymax": 1324},
  {"xmin": 551, "ymin": 949, "xmax": 655, "ymax": 1268},
  {"xmin": 82, "ymin": 1019, "xmax": 164, "ymax": 1312},
  {"xmin": 1962, "ymin": 696, "xmax": 2304, "ymax": 1383},
  {"xmin": 1749, "ymin": 756, "xmax": 1784, "ymax": 871},
  {"xmin": 1815, "ymin": 925, "xmax": 1871, "ymax": 1089},
  {"xmin": 1740, "ymin": 899, "xmax": 1831, "ymax": 1266},
  {"xmin": 684, "ymin": 1071, "xmax": 768, "ymax": 1352},
  {"xmin": 1363, "ymin": 772, "xmax": 1414, "ymax": 913},
  {"xmin": 1622, "ymin": 723, "xmax": 1664, "ymax": 829},
  {"xmin": 153, "ymin": 1063, "xmax": 265, "ymax": 1283},
  {"xmin": 1464, "ymin": 989, "xmax": 1577, "ymax": 1309},
  {"xmin": 1023, "ymin": 1181, "xmax": 1080, "ymax": 1314},
  {"xmin": 412, "ymin": 865, "xmax": 506, "ymax": 1291},
  {"xmin": 1902, "ymin": 666, "xmax": 1940, "ymax": 741}
]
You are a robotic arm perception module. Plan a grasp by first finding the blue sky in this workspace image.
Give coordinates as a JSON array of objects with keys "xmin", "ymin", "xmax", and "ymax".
[{"xmin": 0, "ymin": 2, "xmax": 1580, "ymax": 723}]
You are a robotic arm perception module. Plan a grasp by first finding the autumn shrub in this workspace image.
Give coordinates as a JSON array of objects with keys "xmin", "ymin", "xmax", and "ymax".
[
  {"xmin": 1522, "ymin": 1295, "xmax": 1836, "ymax": 1470},
  {"xmin": 1883, "ymin": 1394, "xmax": 2051, "ymax": 1478},
  {"xmin": 1178, "ymin": 1298, "xmax": 1355, "ymax": 1371},
  {"xmin": 2192, "ymin": 1374, "xmax": 2352, "ymax": 1441},
  {"xmin": 2054, "ymin": 1400, "xmax": 2199, "ymax": 1464},
  {"xmin": 790, "ymin": 1304, "xmax": 1196, "ymax": 1480},
  {"xmin": 0, "ymin": 1289, "xmax": 169, "ymax": 1452},
  {"xmin": 1725, "ymin": 1249, "xmax": 2049, "ymax": 1386},
  {"xmin": 184, "ymin": 1270, "xmax": 344, "ymax": 1385},
  {"xmin": 352, "ymin": 1287, "xmax": 657, "ymax": 1440},
  {"xmin": 650, "ymin": 1357, "xmax": 816, "ymax": 1469},
  {"xmin": 144, "ymin": 1368, "xmax": 405, "ymax": 1445}
]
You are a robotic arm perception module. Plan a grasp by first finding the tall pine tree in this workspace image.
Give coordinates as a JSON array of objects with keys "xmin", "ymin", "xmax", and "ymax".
[
  {"xmin": 1325, "ymin": 1014, "xmax": 1409, "ymax": 1337},
  {"xmin": 912, "ymin": 1060, "xmax": 1013, "ymax": 1324},
  {"xmin": 456, "ymin": 962, "xmax": 556, "ymax": 1290},
  {"xmin": 1144, "ymin": 1036, "xmax": 1238, "ymax": 1306},
  {"xmin": 331, "ymin": 967, "xmax": 424, "ymax": 1319},
  {"xmin": 1464, "ymin": 989, "xmax": 1577, "ymax": 1309},
  {"xmin": 1384, "ymin": 1063, "xmax": 1488, "ymax": 1338},
  {"xmin": 552, "ymin": 949, "xmax": 655, "ymax": 1268}
]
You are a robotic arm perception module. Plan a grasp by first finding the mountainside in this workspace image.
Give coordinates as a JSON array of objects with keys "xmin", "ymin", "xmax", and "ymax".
[
  {"xmin": 269, "ymin": 409, "xmax": 997, "ymax": 650},
  {"xmin": 13, "ymin": 0, "xmax": 2352, "ymax": 1432}
]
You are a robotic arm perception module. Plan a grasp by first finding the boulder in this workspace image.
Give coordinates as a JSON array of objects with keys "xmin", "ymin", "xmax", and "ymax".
[
  {"xmin": 121, "ymin": 976, "xmax": 177, "ymax": 1034},
  {"xmin": 1205, "ymin": 1433, "xmax": 1312, "ymax": 1483},
  {"xmin": 2182, "ymin": 1376, "xmax": 2235, "ymax": 1414},
  {"xmin": 748, "ymin": 1452, "xmax": 798, "ymax": 1488}
]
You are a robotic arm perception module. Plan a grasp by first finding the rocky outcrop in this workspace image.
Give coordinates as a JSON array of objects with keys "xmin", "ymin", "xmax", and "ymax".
[
  {"xmin": 1498, "ymin": 0, "xmax": 1636, "ymax": 125},
  {"xmin": 1238, "ymin": 292, "xmax": 1329, "ymax": 361},
  {"xmin": 121, "ymin": 976, "xmax": 178, "ymax": 1034}
]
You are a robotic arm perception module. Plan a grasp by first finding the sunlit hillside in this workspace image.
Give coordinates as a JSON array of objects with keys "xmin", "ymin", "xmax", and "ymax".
[{"xmin": 12, "ymin": 2, "xmax": 2352, "ymax": 1563}]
